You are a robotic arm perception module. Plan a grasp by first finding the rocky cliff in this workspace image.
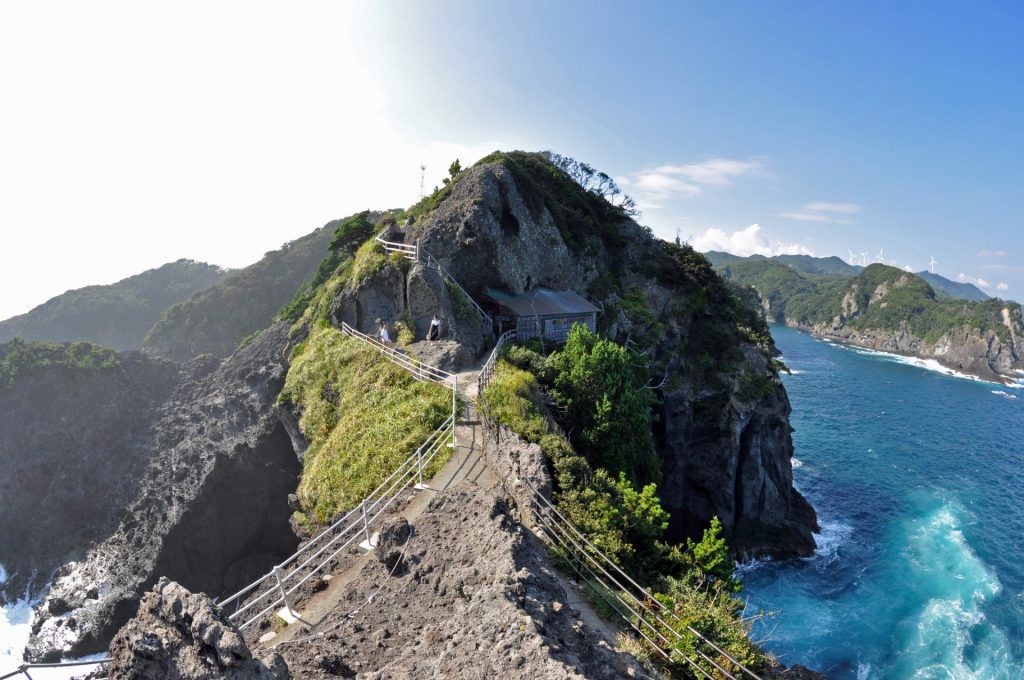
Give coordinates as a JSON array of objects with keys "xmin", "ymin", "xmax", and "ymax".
[
  {"xmin": 322, "ymin": 152, "xmax": 817, "ymax": 559},
  {"xmin": 808, "ymin": 273, "xmax": 1023, "ymax": 383},
  {"xmin": 0, "ymin": 344, "xmax": 179, "ymax": 602},
  {"xmin": 22, "ymin": 324, "xmax": 301, "ymax": 661}
]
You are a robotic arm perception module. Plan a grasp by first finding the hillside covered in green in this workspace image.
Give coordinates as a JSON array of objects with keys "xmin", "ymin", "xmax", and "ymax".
[
  {"xmin": 142, "ymin": 220, "xmax": 343, "ymax": 362},
  {"xmin": 0, "ymin": 259, "xmax": 225, "ymax": 350},
  {"xmin": 713, "ymin": 257, "xmax": 1023, "ymax": 382}
]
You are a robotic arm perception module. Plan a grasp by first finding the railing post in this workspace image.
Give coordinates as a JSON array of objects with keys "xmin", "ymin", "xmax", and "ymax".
[
  {"xmin": 451, "ymin": 374, "xmax": 457, "ymax": 449},
  {"xmin": 361, "ymin": 498, "xmax": 371, "ymax": 543},
  {"xmin": 272, "ymin": 565, "xmax": 291, "ymax": 616},
  {"xmin": 22, "ymin": 668, "xmax": 34, "ymax": 680},
  {"xmin": 417, "ymin": 442, "xmax": 425, "ymax": 487}
]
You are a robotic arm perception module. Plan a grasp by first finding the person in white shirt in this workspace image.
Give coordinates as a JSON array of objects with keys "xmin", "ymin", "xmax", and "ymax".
[
  {"xmin": 379, "ymin": 320, "xmax": 392, "ymax": 344},
  {"xmin": 427, "ymin": 314, "xmax": 441, "ymax": 342}
]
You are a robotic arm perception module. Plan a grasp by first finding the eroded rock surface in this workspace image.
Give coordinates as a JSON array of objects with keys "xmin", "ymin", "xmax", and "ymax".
[
  {"xmin": 103, "ymin": 577, "xmax": 289, "ymax": 680},
  {"xmin": 0, "ymin": 350, "xmax": 179, "ymax": 602},
  {"xmin": 25, "ymin": 324, "xmax": 301, "ymax": 661},
  {"xmin": 277, "ymin": 483, "xmax": 646, "ymax": 679}
]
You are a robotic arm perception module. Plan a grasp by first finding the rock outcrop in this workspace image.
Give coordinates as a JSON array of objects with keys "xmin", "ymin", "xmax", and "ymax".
[
  {"xmin": 278, "ymin": 483, "xmax": 646, "ymax": 679},
  {"xmin": 363, "ymin": 156, "xmax": 817, "ymax": 558},
  {"xmin": 103, "ymin": 577, "xmax": 288, "ymax": 679},
  {"xmin": 0, "ymin": 348, "xmax": 179, "ymax": 602},
  {"xmin": 25, "ymin": 324, "xmax": 301, "ymax": 661}
]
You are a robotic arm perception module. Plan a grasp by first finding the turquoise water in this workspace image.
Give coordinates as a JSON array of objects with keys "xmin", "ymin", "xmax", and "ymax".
[{"xmin": 741, "ymin": 325, "xmax": 1024, "ymax": 678}]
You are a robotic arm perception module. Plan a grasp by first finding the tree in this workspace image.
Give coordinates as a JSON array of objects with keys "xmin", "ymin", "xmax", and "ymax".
[
  {"xmin": 442, "ymin": 159, "xmax": 462, "ymax": 186},
  {"xmin": 683, "ymin": 517, "xmax": 741, "ymax": 593},
  {"xmin": 550, "ymin": 325, "xmax": 659, "ymax": 484}
]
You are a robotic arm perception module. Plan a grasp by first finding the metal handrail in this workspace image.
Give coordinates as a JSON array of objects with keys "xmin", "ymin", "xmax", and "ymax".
[
  {"xmin": 224, "ymin": 419, "xmax": 455, "ymax": 629},
  {"xmin": 374, "ymin": 233, "xmax": 418, "ymax": 260},
  {"xmin": 420, "ymin": 251, "xmax": 493, "ymax": 331},
  {"xmin": 478, "ymin": 329, "xmax": 518, "ymax": 395},
  {"xmin": 526, "ymin": 481, "xmax": 760, "ymax": 679},
  {"xmin": 1, "ymin": 658, "xmax": 110, "ymax": 680},
  {"xmin": 340, "ymin": 322, "xmax": 454, "ymax": 383}
]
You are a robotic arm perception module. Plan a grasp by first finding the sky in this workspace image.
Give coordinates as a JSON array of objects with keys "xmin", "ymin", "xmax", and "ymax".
[{"xmin": 1, "ymin": 1, "xmax": 1022, "ymax": 320}]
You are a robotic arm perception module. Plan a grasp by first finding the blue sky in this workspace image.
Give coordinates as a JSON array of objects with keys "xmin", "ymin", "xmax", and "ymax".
[{"xmin": 1, "ymin": 1, "xmax": 1021, "ymax": 319}]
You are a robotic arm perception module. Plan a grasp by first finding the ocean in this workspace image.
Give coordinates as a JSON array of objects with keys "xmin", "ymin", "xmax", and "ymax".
[{"xmin": 741, "ymin": 324, "xmax": 1024, "ymax": 679}]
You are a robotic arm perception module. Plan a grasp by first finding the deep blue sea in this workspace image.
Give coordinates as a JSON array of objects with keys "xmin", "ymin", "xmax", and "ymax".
[{"xmin": 741, "ymin": 325, "xmax": 1024, "ymax": 679}]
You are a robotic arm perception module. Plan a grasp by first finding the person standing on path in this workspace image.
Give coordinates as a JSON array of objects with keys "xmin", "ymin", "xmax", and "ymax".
[
  {"xmin": 427, "ymin": 314, "xmax": 441, "ymax": 342},
  {"xmin": 379, "ymin": 319, "xmax": 392, "ymax": 345}
]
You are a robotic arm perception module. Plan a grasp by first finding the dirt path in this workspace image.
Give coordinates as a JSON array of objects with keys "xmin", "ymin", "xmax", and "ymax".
[{"xmin": 263, "ymin": 358, "xmax": 624, "ymax": 657}]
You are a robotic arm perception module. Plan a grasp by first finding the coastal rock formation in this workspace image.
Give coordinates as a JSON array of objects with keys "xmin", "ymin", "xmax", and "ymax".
[
  {"xmin": 25, "ymin": 324, "xmax": 301, "ymax": 661},
  {"xmin": 365, "ymin": 156, "xmax": 817, "ymax": 557},
  {"xmin": 279, "ymin": 483, "xmax": 645, "ymax": 679},
  {"xmin": 711, "ymin": 256, "xmax": 1024, "ymax": 384},
  {"xmin": 0, "ymin": 346, "xmax": 179, "ymax": 602},
  {"xmin": 103, "ymin": 577, "xmax": 288, "ymax": 680}
]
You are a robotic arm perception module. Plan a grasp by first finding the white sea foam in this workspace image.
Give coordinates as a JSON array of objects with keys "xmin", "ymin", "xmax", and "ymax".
[
  {"xmin": 791, "ymin": 457, "xmax": 803, "ymax": 469},
  {"xmin": 992, "ymin": 390, "xmax": 1017, "ymax": 400},
  {"xmin": 837, "ymin": 343, "xmax": 1020, "ymax": 387},
  {"xmin": 887, "ymin": 503, "xmax": 1022, "ymax": 679},
  {"xmin": 811, "ymin": 519, "xmax": 854, "ymax": 570}
]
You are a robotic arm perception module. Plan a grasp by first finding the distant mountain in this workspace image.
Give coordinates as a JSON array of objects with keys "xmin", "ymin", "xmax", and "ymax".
[
  {"xmin": 705, "ymin": 251, "xmax": 988, "ymax": 303},
  {"xmin": 916, "ymin": 270, "xmax": 989, "ymax": 301},
  {"xmin": 711, "ymin": 258, "xmax": 1023, "ymax": 383},
  {"xmin": 772, "ymin": 254, "xmax": 861, "ymax": 276},
  {"xmin": 142, "ymin": 221, "xmax": 340, "ymax": 362},
  {"xmin": 0, "ymin": 260, "xmax": 226, "ymax": 350}
]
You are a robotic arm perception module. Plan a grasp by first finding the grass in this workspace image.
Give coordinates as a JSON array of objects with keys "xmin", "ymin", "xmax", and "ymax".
[{"xmin": 281, "ymin": 326, "xmax": 453, "ymax": 524}]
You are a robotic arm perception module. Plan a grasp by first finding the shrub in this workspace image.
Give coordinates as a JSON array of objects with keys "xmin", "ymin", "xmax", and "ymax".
[{"xmin": 549, "ymin": 325, "xmax": 659, "ymax": 484}]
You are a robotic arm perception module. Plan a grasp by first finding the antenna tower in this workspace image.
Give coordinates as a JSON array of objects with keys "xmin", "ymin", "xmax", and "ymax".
[{"xmin": 419, "ymin": 164, "xmax": 426, "ymax": 200}]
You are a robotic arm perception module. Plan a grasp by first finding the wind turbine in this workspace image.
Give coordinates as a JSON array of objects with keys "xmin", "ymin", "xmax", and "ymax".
[
  {"xmin": 860, "ymin": 251, "xmax": 868, "ymax": 266},
  {"xmin": 930, "ymin": 255, "xmax": 937, "ymax": 274},
  {"xmin": 848, "ymin": 249, "xmax": 857, "ymax": 266},
  {"xmin": 874, "ymin": 248, "xmax": 885, "ymax": 264}
]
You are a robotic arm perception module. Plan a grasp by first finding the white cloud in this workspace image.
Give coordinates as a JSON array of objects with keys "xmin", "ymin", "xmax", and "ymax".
[
  {"xmin": 904, "ymin": 265, "xmax": 913, "ymax": 272},
  {"xmin": 804, "ymin": 202, "xmax": 862, "ymax": 214},
  {"xmin": 780, "ymin": 201, "xmax": 862, "ymax": 225},
  {"xmin": 958, "ymin": 273, "xmax": 992, "ymax": 289},
  {"xmin": 997, "ymin": 282, "xmax": 1010, "ymax": 292},
  {"xmin": 690, "ymin": 224, "xmax": 814, "ymax": 258},
  {"xmin": 618, "ymin": 157, "xmax": 764, "ymax": 206},
  {"xmin": 978, "ymin": 249, "xmax": 1008, "ymax": 258}
]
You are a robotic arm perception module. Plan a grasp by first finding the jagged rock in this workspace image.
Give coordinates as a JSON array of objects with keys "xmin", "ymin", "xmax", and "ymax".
[
  {"xmin": 374, "ymin": 517, "xmax": 411, "ymax": 573},
  {"xmin": 25, "ymin": 324, "xmax": 301, "ymax": 661},
  {"xmin": 280, "ymin": 483, "xmax": 645, "ymax": 679},
  {"xmin": 390, "ymin": 159, "xmax": 817, "ymax": 558},
  {"xmin": 103, "ymin": 577, "xmax": 289, "ymax": 679},
  {"xmin": 0, "ymin": 348, "xmax": 180, "ymax": 603}
]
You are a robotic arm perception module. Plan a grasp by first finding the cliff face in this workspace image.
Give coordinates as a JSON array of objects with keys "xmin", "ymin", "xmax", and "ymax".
[
  {"xmin": 23, "ymin": 325, "xmax": 301, "ymax": 662},
  {"xmin": 713, "ymin": 258, "xmax": 1024, "ymax": 384},
  {"xmin": 333, "ymin": 155, "xmax": 817, "ymax": 559},
  {"xmin": 0, "ymin": 347, "xmax": 179, "ymax": 602}
]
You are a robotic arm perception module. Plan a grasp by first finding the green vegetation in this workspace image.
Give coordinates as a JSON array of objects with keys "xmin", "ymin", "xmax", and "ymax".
[
  {"xmin": 549, "ymin": 326, "xmax": 659, "ymax": 484},
  {"xmin": 0, "ymin": 338, "xmax": 120, "ymax": 390},
  {"xmin": 144, "ymin": 223, "xmax": 340, "ymax": 361},
  {"xmin": 280, "ymin": 326, "xmax": 452, "ymax": 523},
  {"xmin": 0, "ymin": 259, "xmax": 225, "ymax": 351},
  {"xmin": 480, "ymin": 330, "xmax": 768, "ymax": 675},
  {"xmin": 278, "ymin": 211, "xmax": 377, "ymax": 322},
  {"xmin": 715, "ymin": 259, "xmax": 1023, "ymax": 345},
  {"xmin": 474, "ymin": 150, "xmax": 634, "ymax": 253}
]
